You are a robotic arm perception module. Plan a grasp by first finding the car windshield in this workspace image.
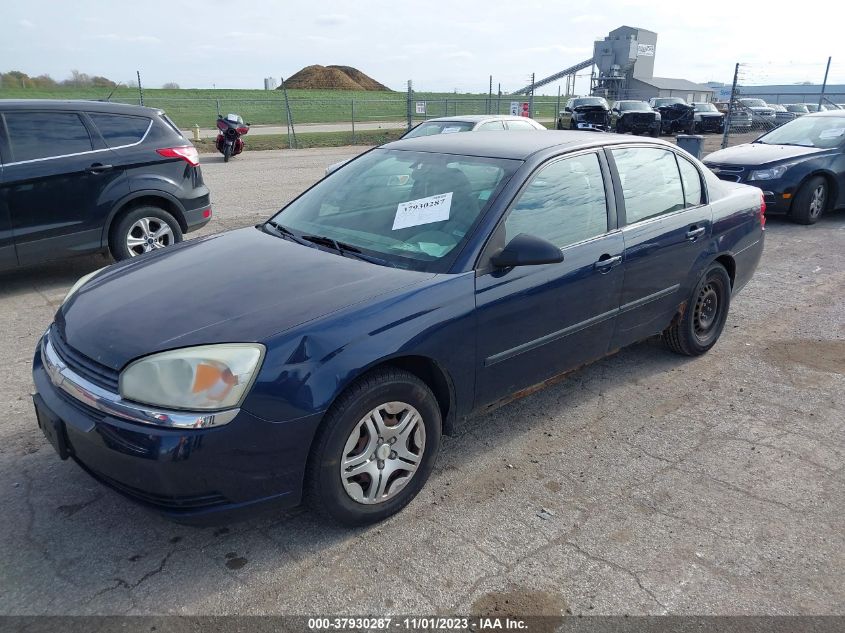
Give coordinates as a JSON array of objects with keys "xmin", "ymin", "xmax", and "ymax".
[
  {"xmin": 756, "ymin": 115, "xmax": 845, "ymax": 149},
  {"xmin": 618, "ymin": 101, "xmax": 651, "ymax": 111},
  {"xmin": 403, "ymin": 121, "xmax": 474, "ymax": 138},
  {"xmin": 269, "ymin": 149, "xmax": 520, "ymax": 272},
  {"xmin": 654, "ymin": 98, "xmax": 685, "ymax": 107},
  {"xmin": 786, "ymin": 105, "xmax": 809, "ymax": 113},
  {"xmin": 741, "ymin": 99, "xmax": 767, "ymax": 108},
  {"xmin": 572, "ymin": 98, "xmax": 607, "ymax": 108},
  {"xmin": 694, "ymin": 103, "xmax": 718, "ymax": 112}
]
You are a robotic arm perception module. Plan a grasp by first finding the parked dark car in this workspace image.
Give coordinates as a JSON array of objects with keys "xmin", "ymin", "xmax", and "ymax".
[
  {"xmin": 704, "ymin": 110, "xmax": 845, "ymax": 224},
  {"xmin": 33, "ymin": 132, "xmax": 764, "ymax": 526},
  {"xmin": 611, "ymin": 100, "xmax": 660, "ymax": 136},
  {"xmin": 0, "ymin": 100, "xmax": 211, "ymax": 271},
  {"xmin": 691, "ymin": 102, "xmax": 725, "ymax": 133},
  {"xmin": 556, "ymin": 97, "xmax": 611, "ymax": 131},
  {"xmin": 649, "ymin": 97, "xmax": 696, "ymax": 135}
]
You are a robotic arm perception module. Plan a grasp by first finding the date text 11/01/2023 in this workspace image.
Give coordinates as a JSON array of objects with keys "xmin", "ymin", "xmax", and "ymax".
[{"xmin": 307, "ymin": 617, "xmax": 530, "ymax": 630}]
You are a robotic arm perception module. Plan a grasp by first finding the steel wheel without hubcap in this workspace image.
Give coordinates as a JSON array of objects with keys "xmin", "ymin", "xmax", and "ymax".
[
  {"xmin": 693, "ymin": 283, "xmax": 719, "ymax": 343},
  {"xmin": 340, "ymin": 401, "xmax": 426, "ymax": 505},
  {"xmin": 126, "ymin": 217, "xmax": 175, "ymax": 256}
]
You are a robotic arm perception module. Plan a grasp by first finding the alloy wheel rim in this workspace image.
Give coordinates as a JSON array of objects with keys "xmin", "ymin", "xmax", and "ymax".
[
  {"xmin": 809, "ymin": 185, "xmax": 825, "ymax": 217},
  {"xmin": 340, "ymin": 401, "xmax": 426, "ymax": 505},
  {"xmin": 693, "ymin": 283, "xmax": 720, "ymax": 340},
  {"xmin": 126, "ymin": 217, "xmax": 174, "ymax": 256}
]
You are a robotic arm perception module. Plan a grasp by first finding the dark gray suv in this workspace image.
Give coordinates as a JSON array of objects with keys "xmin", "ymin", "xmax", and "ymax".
[{"xmin": 0, "ymin": 100, "xmax": 211, "ymax": 271}]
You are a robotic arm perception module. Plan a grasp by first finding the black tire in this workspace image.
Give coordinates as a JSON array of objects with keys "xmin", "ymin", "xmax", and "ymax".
[
  {"xmin": 663, "ymin": 263, "xmax": 731, "ymax": 356},
  {"xmin": 615, "ymin": 122, "xmax": 626, "ymax": 134},
  {"xmin": 569, "ymin": 119, "xmax": 576, "ymax": 130},
  {"xmin": 556, "ymin": 119, "xmax": 563, "ymax": 130},
  {"xmin": 223, "ymin": 143, "xmax": 232, "ymax": 162},
  {"xmin": 305, "ymin": 367, "xmax": 442, "ymax": 526},
  {"xmin": 649, "ymin": 126, "xmax": 660, "ymax": 137},
  {"xmin": 109, "ymin": 206, "xmax": 183, "ymax": 261},
  {"xmin": 789, "ymin": 176, "xmax": 828, "ymax": 225}
]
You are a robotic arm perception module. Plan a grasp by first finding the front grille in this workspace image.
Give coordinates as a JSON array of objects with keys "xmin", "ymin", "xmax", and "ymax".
[
  {"xmin": 707, "ymin": 164, "xmax": 744, "ymax": 183},
  {"xmin": 50, "ymin": 327, "xmax": 120, "ymax": 393}
]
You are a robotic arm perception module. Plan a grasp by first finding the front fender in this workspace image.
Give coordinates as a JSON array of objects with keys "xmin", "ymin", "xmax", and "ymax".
[{"xmin": 242, "ymin": 273, "xmax": 477, "ymax": 424}]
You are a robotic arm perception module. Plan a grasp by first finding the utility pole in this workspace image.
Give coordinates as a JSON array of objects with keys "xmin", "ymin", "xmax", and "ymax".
[
  {"xmin": 529, "ymin": 73, "xmax": 535, "ymax": 117},
  {"xmin": 280, "ymin": 77, "xmax": 296, "ymax": 149},
  {"xmin": 406, "ymin": 80, "xmax": 414, "ymax": 130},
  {"xmin": 488, "ymin": 75, "xmax": 493, "ymax": 114},
  {"xmin": 818, "ymin": 56, "xmax": 832, "ymax": 109},
  {"xmin": 721, "ymin": 63, "xmax": 740, "ymax": 149},
  {"xmin": 136, "ymin": 70, "xmax": 144, "ymax": 106}
]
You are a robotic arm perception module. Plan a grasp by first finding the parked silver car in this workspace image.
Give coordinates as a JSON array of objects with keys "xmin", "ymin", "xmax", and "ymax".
[{"xmin": 326, "ymin": 115, "xmax": 546, "ymax": 174}]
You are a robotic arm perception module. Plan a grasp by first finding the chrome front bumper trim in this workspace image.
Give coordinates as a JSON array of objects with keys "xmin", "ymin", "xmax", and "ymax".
[{"xmin": 41, "ymin": 337, "xmax": 239, "ymax": 429}]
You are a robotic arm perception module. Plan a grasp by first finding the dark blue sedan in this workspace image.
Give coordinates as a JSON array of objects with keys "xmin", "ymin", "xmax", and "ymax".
[{"xmin": 32, "ymin": 132, "xmax": 765, "ymax": 525}]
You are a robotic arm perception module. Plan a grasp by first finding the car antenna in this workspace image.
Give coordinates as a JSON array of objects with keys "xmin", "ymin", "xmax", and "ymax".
[{"xmin": 101, "ymin": 82, "xmax": 124, "ymax": 103}]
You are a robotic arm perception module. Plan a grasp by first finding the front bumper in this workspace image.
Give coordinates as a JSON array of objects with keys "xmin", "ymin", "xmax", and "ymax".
[{"xmin": 32, "ymin": 336, "xmax": 323, "ymax": 523}]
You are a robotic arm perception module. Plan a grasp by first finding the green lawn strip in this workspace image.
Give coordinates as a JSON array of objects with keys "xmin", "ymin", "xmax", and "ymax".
[{"xmin": 194, "ymin": 129, "xmax": 405, "ymax": 153}]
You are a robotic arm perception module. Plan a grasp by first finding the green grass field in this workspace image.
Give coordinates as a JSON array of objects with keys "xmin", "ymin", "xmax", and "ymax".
[{"xmin": 0, "ymin": 86, "xmax": 566, "ymax": 128}]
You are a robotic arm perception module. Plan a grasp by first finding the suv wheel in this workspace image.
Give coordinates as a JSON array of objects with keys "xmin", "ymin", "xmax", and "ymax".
[
  {"xmin": 305, "ymin": 368, "xmax": 441, "ymax": 526},
  {"xmin": 110, "ymin": 206, "xmax": 183, "ymax": 261}
]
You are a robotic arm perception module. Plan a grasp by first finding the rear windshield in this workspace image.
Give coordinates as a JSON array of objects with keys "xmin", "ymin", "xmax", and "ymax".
[
  {"xmin": 571, "ymin": 98, "xmax": 608, "ymax": 108},
  {"xmin": 694, "ymin": 103, "xmax": 718, "ymax": 112},
  {"xmin": 89, "ymin": 113, "xmax": 151, "ymax": 147},
  {"xmin": 403, "ymin": 121, "xmax": 474, "ymax": 138},
  {"xmin": 653, "ymin": 98, "xmax": 686, "ymax": 107},
  {"xmin": 740, "ymin": 99, "xmax": 767, "ymax": 108}
]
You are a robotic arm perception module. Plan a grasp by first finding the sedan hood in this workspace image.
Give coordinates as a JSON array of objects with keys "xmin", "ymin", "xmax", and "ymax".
[
  {"xmin": 57, "ymin": 228, "xmax": 433, "ymax": 370},
  {"xmin": 704, "ymin": 142, "xmax": 828, "ymax": 166}
]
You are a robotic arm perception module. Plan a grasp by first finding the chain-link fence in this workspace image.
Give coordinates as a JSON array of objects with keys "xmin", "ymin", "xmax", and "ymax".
[
  {"xmin": 105, "ymin": 89, "xmax": 575, "ymax": 148},
  {"xmin": 718, "ymin": 60, "xmax": 844, "ymax": 149}
]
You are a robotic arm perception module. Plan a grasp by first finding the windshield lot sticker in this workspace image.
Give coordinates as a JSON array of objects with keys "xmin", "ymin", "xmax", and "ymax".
[
  {"xmin": 393, "ymin": 193, "xmax": 452, "ymax": 230},
  {"xmin": 441, "ymin": 126, "xmax": 463, "ymax": 134},
  {"xmin": 819, "ymin": 128, "xmax": 844, "ymax": 139}
]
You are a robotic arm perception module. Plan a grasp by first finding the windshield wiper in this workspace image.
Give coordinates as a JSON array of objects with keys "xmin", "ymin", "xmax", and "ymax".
[
  {"xmin": 301, "ymin": 234, "xmax": 391, "ymax": 266},
  {"xmin": 264, "ymin": 220, "xmax": 310, "ymax": 245}
]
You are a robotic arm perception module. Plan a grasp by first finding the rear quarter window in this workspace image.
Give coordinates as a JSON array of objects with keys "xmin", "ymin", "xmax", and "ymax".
[{"xmin": 89, "ymin": 113, "xmax": 151, "ymax": 147}]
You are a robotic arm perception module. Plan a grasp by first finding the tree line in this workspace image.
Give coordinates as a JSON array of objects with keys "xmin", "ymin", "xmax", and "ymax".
[{"xmin": 0, "ymin": 70, "xmax": 179, "ymax": 89}]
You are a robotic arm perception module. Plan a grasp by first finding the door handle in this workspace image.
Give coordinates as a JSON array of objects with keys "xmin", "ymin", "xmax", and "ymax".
[
  {"xmin": 87, "ymin": 163, "xmax": 113, "ymax": 174},
  {"xmin": 594, "ymin": 254, "xmax": 622, "ymax": 272},
  {"xmin": 686, "ymin": 226, "xmax": 706, "ymax": 241}
]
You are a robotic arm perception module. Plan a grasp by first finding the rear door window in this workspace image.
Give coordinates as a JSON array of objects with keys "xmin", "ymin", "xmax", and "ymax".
[
  {"xmin": 611, "ymin": 147, "xmax": 685, "ymax": 223},
  {"xmin": 506, "ymin": 119, "xmax": 537, "ymax": 130},
  {"xmin": 4, "ymin": 111, "xmax": 92, "ymax": 162},
  {"xmin": 89, "ymin": 113, "xmax": 151, "ymax": 147},
  {"xmin": 477, "ymin": 120, "xmax": 506, "ymax": 131},
  {"xmin": 676, "ymin": 155, "xmax": 704, "ymax": 207}
]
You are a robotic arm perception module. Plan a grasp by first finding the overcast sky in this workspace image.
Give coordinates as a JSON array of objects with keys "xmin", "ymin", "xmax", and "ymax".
[{"xmin": 3, "ymin": 0, "xmax": 843, "ymax": 94}]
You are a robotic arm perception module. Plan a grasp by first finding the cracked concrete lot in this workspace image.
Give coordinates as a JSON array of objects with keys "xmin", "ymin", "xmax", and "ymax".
[{"xmin": 1, "ymin": 147, "xmax": 843, "ymax": 616}]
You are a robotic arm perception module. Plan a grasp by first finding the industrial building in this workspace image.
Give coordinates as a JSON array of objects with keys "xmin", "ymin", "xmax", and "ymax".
[{"xmin": 514, "ymin": 25, "xmax": 713, "ymax": 103}]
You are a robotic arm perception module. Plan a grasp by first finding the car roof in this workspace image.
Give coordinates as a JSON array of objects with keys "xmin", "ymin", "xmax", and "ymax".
[
  {"xmin": 382, "ymin": 129, "xmax": 675, "ymax": 160},
  {"xmin": 0, "ymin": 99, "xmax": 163, "ymax": 116},
  {"xmin": 422, "ymin": 115, "xmax": 537, "ymax": 123},
  {"xmin": 806, "ymin": 110, "xmax": 845, "ymax": 118}
]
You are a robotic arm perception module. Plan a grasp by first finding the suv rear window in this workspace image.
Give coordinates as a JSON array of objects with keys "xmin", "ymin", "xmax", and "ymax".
[
  {"xmin": 4, "ymin": 111, "xmax": 93, "ymax": 162},
  {"xmin": 89, "ymin": 113, "xmax": 151, "ymax": 147}
]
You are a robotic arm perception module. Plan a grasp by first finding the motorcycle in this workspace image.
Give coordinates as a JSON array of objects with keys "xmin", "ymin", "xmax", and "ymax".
[{"xmin": 215, "ymin": 113, "xmax": 250, "ymax": 162}]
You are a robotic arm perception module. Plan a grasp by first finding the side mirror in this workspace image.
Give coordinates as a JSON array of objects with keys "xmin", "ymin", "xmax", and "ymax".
[
  {"xmin": 491, "ymin": 233, "xmax": 563, "ymax": 268},
  {"xmin": 564, "ymin": 106, "xmax": 572, "ymax": 113}
]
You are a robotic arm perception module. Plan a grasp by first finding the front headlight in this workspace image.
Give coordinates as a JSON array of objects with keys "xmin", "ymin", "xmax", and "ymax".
[
  {"xmin": 63, "ymin": 267, "xmax": 106, "ymax": 306},
  {"xmin": 120, "ymin": 344, "xmax": 265, "ymax": 411},
  {"xmin": 749, "ymin": 164, "xmax": 791, "ymax": 180}
]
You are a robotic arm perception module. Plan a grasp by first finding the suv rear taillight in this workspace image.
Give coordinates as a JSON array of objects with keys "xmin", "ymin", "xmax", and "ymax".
[
  {"xmin": 157, "ymin": 146, "xmax": 200, "ymax": 167},
  {"xmin": 760, "ymin": 192, "xmax": 766, "ymax": 229}
]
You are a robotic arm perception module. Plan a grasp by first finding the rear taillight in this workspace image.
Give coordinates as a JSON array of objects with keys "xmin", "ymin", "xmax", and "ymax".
[
  {"xmin": 156, "ymin": 146, "xmax": 200, "ymax": 167},
  {"xmin": 236, "ymin": 126, "xmax": 249, "ymax": 135},
  {"xmin": 760, "ymin": 192, "xmax": 766, "ymax": 229}
]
